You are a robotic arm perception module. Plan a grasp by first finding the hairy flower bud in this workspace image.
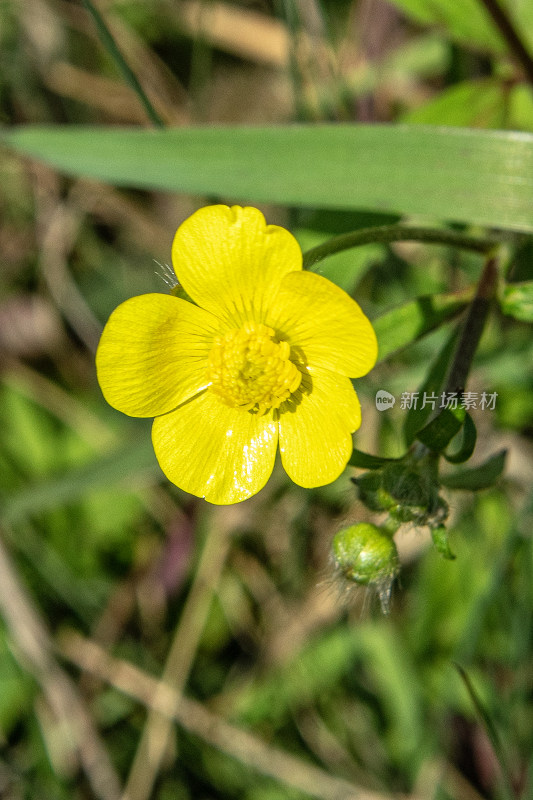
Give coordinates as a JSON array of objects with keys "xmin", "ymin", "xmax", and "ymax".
[
  {"xmin": 354, "ymin": 459, "xmax": 449, "ymax": 530},
  {"xmin": 332, "ymin": 523, "xmax": 400, "ymax": 613}
]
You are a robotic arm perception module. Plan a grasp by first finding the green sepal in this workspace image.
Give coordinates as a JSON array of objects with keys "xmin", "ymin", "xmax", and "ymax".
[
  {"xmin": 431, "ymin": 525, "xmax": 456, "ymax": 560},
  {"xmin": 354, "ymin": 459, "xmax": 449, "ymax": 529},
  {"xmin": 440, "ymin": 449, "xmax": 507, "ymax": 491},
  {"xmin": 352, "ymin": 471, "xmax": 391, "ymax": 512},
  {"xmin": 443, "ymin": 412, "xmax": 477, "ymax": 464},
  {"xmin": 382, "ymin": 462, "xmax": 433, "ymax": 508},
  {"xmin": 416, "ymin": 404, "xmax": 466, "ymax": 452},
  {"xmin": 171, "ymin": 283, "xmax": 196, "ymax": 304}
]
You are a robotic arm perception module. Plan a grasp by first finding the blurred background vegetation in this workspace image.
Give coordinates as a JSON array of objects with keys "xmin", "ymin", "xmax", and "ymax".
[{"xmin": 1, "ymin": 1, "xmax": 533, "ymax": 799}]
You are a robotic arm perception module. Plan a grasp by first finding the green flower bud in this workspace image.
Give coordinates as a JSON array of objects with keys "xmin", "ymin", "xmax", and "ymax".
[
  {"xmin": 353, "ymin": 459, "xmax": 449, "ymax": 533},
  {"xmin": 332, "ymin": 523, "xmax": 400, "ymax": 612},
  {"xmin": 382, "ymin": 462, "xmax": 448, "ymax": 528}
]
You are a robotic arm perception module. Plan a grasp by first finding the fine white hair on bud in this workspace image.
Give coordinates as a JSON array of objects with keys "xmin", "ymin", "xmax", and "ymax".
[{"xmin": 332, "ymin": 523, "xmax": 400, "ymax": 614}]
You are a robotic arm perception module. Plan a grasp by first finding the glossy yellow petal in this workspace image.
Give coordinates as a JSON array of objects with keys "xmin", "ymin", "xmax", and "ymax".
[
  {"xmin": 171, "ymin": 205, "xmax": 302, "ymax": 326},
  {"xmin": 266, "ymin": 271, "xmax": 377, "ymax": 378},
  {"xmin": 96, "ymin": 294, "xmax": 219, "ymax": 417},
  {"xmin": 152, "ymin": 392, "xmax": 278, "ymax": 504},
  {"xmin": 278, "ymin": 367, "xmax": 361, "ymax": 488}
]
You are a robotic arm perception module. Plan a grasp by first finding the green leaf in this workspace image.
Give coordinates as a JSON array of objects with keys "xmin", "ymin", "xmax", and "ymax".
[
  {"xmin": 4, "ymin": 125, "xmax": 533, "ymax": 232},
  {"xmin": 404, "ymin": 327, "xmax": 460, "ymax": 446},
  {"xmin": 374, "ymin": 290, "xmax": 472, "ymax": 363},
  {"xmin": 454, "ymin": 664, "xmax": 515, "ymax": 800},
  {"xmin": 403, "ymin": 79, "xmax": 507, "ymax": 129},
  {"xmin": 416, "ymin": 404, "xmax": 466, "ymax": 452},
  {"xmin": 500, "ymin": 281, "xmax": 533, "ymax": 322},
  {"xmin": 440, "ymin": 449, "xmax": 507, "ymax": 490},
  {"xmin": 349, "ymin": 449, "xmax": 399, "ymax": 470},
  {"xmin": 508, "ymin": 84, "xmax": 533, "ymax": 134},
  {"xmin": 385, "ymin": 0, "xmax": 505, "ymax": 53},
  {"xmin": 357, "ymin": 625, "xmax": 424, "ymax": 762},
  {"xmin": 444, "ymin": 412, "xmax": 477, "ymax": 464},
  {"xmin": 347, "ymin": 34, "xmax": 450, "ymax": 99}
]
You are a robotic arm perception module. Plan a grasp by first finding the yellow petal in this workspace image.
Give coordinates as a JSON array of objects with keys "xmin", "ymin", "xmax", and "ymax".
[
  {"xmin": 171, "ymin": 205, "xmax": 302, "ymax": 326},
  {"xmin": 96, "ymin": 294, "xmax": 219, "ymax": 417},
  {"xmin": 278, "ymin": 367, "xmax": 361, "ymax": 488},
  {"xmin": 266, "ymin": 271, "xmax": 377, "ymax": 378},
  {"xmin": 152, "ymin": 392, "xmax": 278, "ymax": 504}
]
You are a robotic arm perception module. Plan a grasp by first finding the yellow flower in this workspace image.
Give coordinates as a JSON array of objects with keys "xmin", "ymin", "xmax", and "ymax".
[{"xmin": 96, "ymin": 205, "xmax": 377, "ymax": 504}]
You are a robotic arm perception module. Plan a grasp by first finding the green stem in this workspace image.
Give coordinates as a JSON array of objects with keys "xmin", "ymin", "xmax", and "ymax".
[
  {"xmin": 302, "ymin": 224, "xmax": 501, "ymax": 270},
  {"xmin": 444, "ymin": 255, "xmax": 498, "ymax": 395},
  {"xmin": 411, "ymin": 254, "xmax": 499, "ymax": 460},
  {"xmin": 477, "ymin": 0, "xmax": 533, "ymax": 88},
  {"xmin": 81, "ymin": 0, "xmax": 164, "ymax": 128}
]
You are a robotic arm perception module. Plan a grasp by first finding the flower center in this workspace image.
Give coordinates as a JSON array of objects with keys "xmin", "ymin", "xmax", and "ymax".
[{"xmin": 206, "ymin": 322, "xmax": 302, "ymax": 413}]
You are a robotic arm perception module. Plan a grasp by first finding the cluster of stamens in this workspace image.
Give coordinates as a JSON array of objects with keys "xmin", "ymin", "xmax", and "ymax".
[{"xmin": 206, "ymin": 322, "xmax": 302, "ymax": 414}]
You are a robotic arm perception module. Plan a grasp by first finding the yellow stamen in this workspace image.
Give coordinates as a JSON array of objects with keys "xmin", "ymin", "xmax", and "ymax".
[{"xmin": 206, "ymin": 322, "xmax": 302, "ymax": 413}]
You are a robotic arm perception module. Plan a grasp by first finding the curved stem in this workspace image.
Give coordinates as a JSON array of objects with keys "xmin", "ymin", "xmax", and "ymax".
[
  {"xmin": 302, "ymin": 224, "xmax": 501, "ymax": 269},
  {"xmin": 444, "ymin": 254, "xmax": 499, "ymax": 395},
  {"xmin": 411, "ymin": 253, "xmax": 499, "ymax": 460}
]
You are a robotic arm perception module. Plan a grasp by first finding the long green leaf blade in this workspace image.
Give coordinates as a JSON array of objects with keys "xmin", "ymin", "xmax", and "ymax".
[{"xmin": 3, "ymin": 125, "xmax": 533, "ymax": 231}]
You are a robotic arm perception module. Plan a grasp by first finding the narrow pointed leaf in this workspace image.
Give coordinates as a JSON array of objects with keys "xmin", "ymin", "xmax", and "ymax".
[
  {"xmin": 416, "ymin": 405, "xmax": 466, "ymax": 452},
  {"xmin": 441, "ymin": 449, "xmax": 507, "ymax": 490},
  {"xmin": 349, "ymin": 449, "xmax": 399, "ymax": 469},
  {"xmin": 443, "ymin": 412, "xmax": 477, "ymax": 463},
  {"xmin": 404, "ymin": 327, "xmax": 460, "ymax": 446},
  {"xmin": 3, "ymin": 125, "xmax": 533, "ymax": 232}
]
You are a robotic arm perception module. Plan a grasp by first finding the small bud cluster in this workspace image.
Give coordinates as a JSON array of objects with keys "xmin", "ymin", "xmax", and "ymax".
[
  {"xmin": 330, "ymin": 455, "xmax": 455, "ymax": 613},
  {"xmin": 353, "ymin": 460, "xmax": 449, "ymax": 531}
]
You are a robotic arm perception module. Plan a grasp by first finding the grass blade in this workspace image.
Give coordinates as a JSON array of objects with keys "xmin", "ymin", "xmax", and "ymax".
[
  {"xmin": 81, "ymin": 0, "xmax": 164, "ymax": 128},
  {"xmin": 3, "ymin": 125, "xmax": 533, "ymax": 231},
  {"xmin": 454, "ymin": 663, "xmax": 516, "ymax": 800}
]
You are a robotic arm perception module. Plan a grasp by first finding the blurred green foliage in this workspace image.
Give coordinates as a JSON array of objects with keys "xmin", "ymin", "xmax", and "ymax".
[{"xmin": 1, "ymin": 1, "xmax": 533, "ymax": 799}]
